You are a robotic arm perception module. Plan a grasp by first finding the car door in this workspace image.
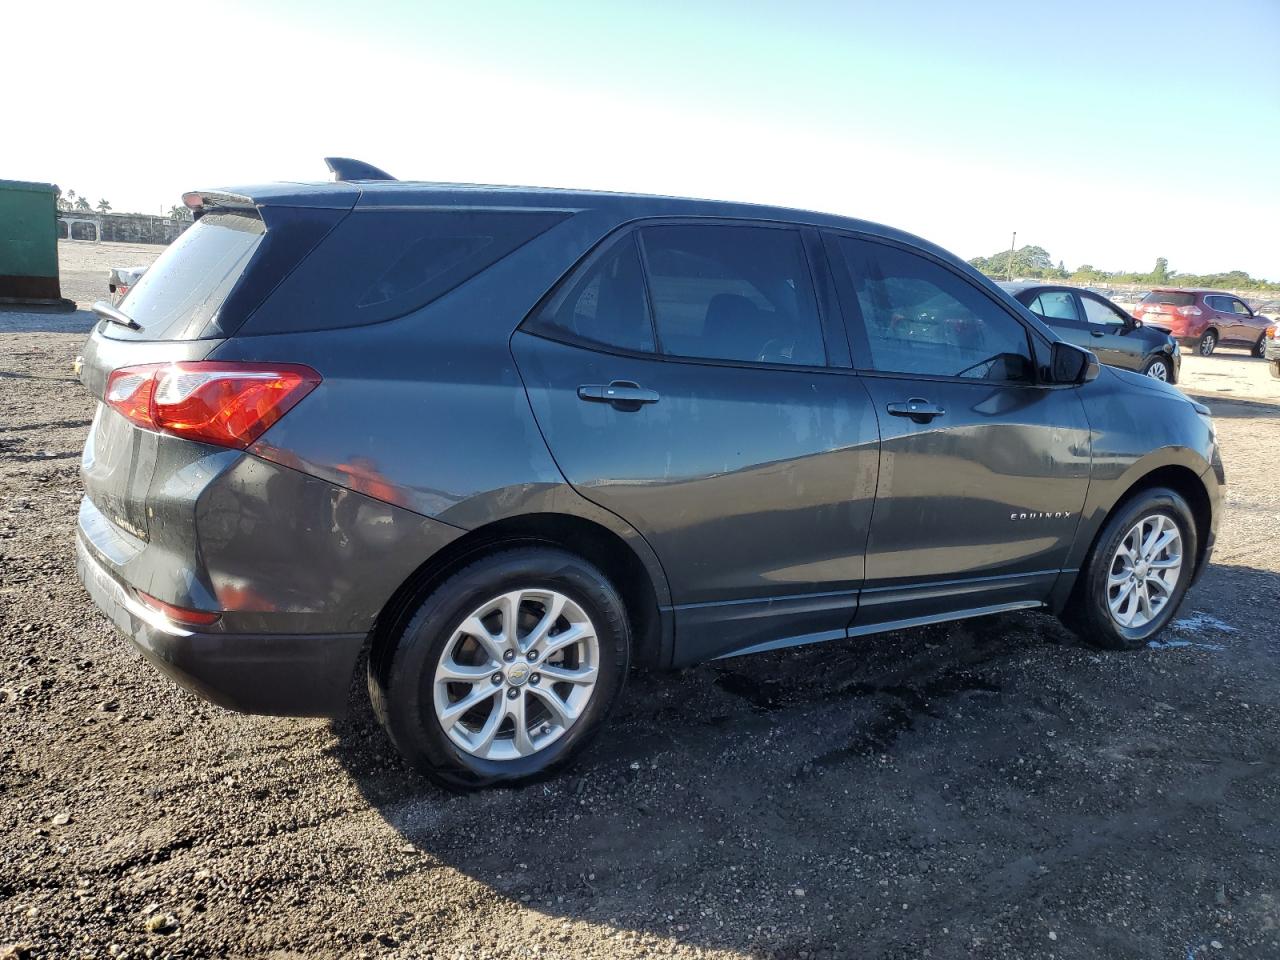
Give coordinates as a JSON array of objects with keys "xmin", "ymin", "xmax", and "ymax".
[
  {"xmin": 513, "ymin": 222, "xmax": 881, "ymax": 664},
  {"xmin": 826, "ymin": 233, "xmax": 1092, "ymax": 629},
  {"xmin": 1078, "ymin": 292, "xmax": 1141, "ymax": 370},
  {"xmin": 1226, "ymin": 296, "xmax": 1264, "ymax": 345},
  {"xmin": 1204, "ymin": 295, "xmax": 1237, "ymax": 342}
]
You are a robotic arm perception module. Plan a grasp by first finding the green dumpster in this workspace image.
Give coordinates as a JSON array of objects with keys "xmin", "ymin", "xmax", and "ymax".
[{"xmin": 0, "ymin": 179, "xmax": 64, "ymax": 303}]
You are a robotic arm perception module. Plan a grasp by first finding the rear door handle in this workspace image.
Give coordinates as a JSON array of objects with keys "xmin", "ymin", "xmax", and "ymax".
[
  {"xmin": 886, "ymin": 398, "xmax": 945, "ymax": 423},
  {"xmin": 578, "ymin": 380, "xmax": 660, "ymax": 409}
]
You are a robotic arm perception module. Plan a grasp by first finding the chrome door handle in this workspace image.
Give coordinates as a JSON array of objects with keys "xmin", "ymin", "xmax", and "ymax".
[{"xmin": 886, "ymin": 398, "xmax": 945, "ymax": 423}]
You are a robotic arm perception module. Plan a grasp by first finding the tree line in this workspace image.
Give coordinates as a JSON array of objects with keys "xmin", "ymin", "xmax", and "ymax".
[
  {"xmin": 54, "ymin": 188, "xmax": 194, "ymax": 222},
  {"xmin": 968, "ymin": 244, "xmax": 1279, "ymax": 293}
]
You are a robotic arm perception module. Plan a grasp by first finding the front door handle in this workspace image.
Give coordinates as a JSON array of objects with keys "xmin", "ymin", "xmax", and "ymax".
[
  {"xmin": 886, "ymin": 398, "xmax": 945, "ymax": 423},
  {"xmin": 578, "ymin": 380, "xmax": 660, "ymax": 410},
  {"xmin": 1091, "ymin": 329, "xmax": 1105, "ymax": 338}
]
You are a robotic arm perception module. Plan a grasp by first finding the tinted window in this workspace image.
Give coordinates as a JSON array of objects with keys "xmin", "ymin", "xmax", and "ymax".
[
  {"xmin": 1229, "ymin": 298, "xmax": 1252, "ymax": 315},
  {"xmin": 241, "ymin": 209, "xmax": 568, "ymax": 334},
  {"xmin": 1081, "ymin": 296, "xmax": 1128, "ymax": 326},
  {"xmin": 533, "ymin": 234, "xmax": 654, "ymax": 352},
  {"xmin": 639, "ymin": 225, "xmax": 826, "ymax": 366},
  {"xmin": 1027, "ymin": 290, "xmax": 1079, "ymax": 322},
  {"xmin": 1143, "ymin": 291, "xmax": 1196, "ymax": 307},
  {"xmin": 839, "ymin": 237, "xmax": 1033, "ymax": 382},
  {"xmin": 1203, "ymin": 295, "xmax": 1228, "ymax": 312},
  {"xmin": 109, "ymin": 212, "xmax": 265, "ymax": 341}
]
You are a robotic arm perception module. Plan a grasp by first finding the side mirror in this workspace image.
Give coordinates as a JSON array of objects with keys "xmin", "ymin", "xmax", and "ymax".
[{"xmin": 1050, "ymin": 341, "xmax": 1100, "ymax": 384}]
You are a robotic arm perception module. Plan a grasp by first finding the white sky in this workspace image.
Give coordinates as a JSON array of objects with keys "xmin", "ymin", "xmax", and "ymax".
[{"xmin": 6, "ymin": 0, "xmax": 1279, "ymax": 278}]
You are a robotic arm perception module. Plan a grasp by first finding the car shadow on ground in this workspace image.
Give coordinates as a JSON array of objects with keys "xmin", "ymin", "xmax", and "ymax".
[
  {"xmin": 1183, "ymin": 391, "xmax": 1280, "ymax": 419},
  {"xmin": 0, "ymin": 306, "xmax": 96, "ymax": 335}
]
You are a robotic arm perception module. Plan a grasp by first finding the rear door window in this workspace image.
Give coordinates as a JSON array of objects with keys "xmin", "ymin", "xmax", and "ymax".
[
  {"xmin": 530, "ymin": 234, "xmax": 655, "ymax": 352},
  {"xmin": 638, "ymin": 224, "xmax": 826, "ymax": 366},
  {"xmin": 1143, "ymin": 291, "xmax": 1196, "ymax": 307},
  {"xmin": 1027, "ymin": 290, "xmax": 1080, "ymax": 322},
  {"xmin": 837, "ymin": 237, "xmax": 1034, "ymax": 382},
  {"xmin": 109, "ymin": 212, "xmax": 265, "ymax": 341}
]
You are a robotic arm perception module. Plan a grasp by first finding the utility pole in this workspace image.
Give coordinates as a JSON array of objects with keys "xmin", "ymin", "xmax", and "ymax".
[{"xmin": 1007, "ymin": 231, "xmax": 1017, "ymax": 281}]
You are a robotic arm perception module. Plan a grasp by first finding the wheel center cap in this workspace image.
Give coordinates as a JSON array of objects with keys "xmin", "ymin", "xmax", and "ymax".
[
  {"xmin": 506, "ymin": 662, "xmax": 531, "ymax": 686},
  {"xmin": 1135, "ymin": 560, "xmax": 1150, "ymax": 579}
]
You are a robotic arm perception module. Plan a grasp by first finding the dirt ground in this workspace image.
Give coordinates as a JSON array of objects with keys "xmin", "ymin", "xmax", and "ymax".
[{"xmin": 2, "ymin": 243, "xmax": 1279, "ymax": 959}]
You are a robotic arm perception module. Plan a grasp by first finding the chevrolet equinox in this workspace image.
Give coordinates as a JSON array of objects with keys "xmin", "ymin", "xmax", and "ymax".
[{"xmin": 76, "ymin": 159, "xmax": 1223, "ymax": 788}]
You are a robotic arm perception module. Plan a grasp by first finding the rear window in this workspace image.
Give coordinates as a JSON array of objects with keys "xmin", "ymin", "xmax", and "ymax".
[
  {"xmin": 1143, "ymin": 291, "xmax": 1196, "ymax": 307},
  {"xmin": 238, "ymin": 209, "xmax": 569, "ymax": 335},
  {"xmin": 108, "ymin": 213, "xmax": 265, "ymax": 341}
]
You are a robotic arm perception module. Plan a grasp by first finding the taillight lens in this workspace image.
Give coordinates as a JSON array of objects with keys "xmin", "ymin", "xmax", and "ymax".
[
  {"xmin": 1175, "ymin": 305, "xmax": 1202, "ymax": 317},
  {"xmin": 135, "ymin": 590, "xmax": 221, "ymax": 626},
  {"xmin": 104, "ymin": 362, "xmax": 320, "ymax": 449}
]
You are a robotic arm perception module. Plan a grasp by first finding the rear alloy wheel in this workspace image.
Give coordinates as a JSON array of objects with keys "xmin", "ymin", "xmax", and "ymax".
[
  {"xmin": 1197, "ymin": 331, "xmax": 1217, "ymax": 356},
  {"xmin": 1061, "ymin": 486, "xmax": 1197, "ymax": 650},
  {"xmin": 370, "ymin": 548, "xmax": 629, "ymax": 789},
  {"xmin": 1143, "ymin": 356, "xmax": 1171, "ymax": 382}
]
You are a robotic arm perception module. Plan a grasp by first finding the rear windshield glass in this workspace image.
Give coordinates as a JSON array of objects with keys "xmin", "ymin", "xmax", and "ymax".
[
  {"xmin": 1142, "ymin": 291, "xmax": 1195, "ymax": 307},
  {"xmin": 107, "ymin": 213, "xmax": 264, "ymax": 340}
]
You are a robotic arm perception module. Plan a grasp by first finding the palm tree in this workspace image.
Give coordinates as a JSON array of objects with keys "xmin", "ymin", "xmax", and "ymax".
[
  {"xmin": 74, "ymin": 197, "xmax": 92, "ymax": 212},
  {"xmin": 96, "ymin": 199, "xmax": 112, "ymax": 214}
]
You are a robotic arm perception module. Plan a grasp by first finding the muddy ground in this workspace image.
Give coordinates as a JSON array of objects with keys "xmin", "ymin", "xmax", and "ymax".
[{"xmin": 2, "ymin": 244, "xmax": 1279, "ymax": 959}]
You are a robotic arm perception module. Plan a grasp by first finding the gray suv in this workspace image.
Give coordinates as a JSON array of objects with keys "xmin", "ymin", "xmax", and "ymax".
[{"xmin": 76, "ymin": 159, "xmax": 1223, "ymax": 788}]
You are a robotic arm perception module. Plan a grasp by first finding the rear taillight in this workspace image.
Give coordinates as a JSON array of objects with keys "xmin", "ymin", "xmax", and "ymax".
[
  {"xmin": 104, "ymin": 362, "xmax": 320, "ymax": 449},
  {"xmin": 1175, "ymin": 305, "xmax": 1202, "ymax": 317}
]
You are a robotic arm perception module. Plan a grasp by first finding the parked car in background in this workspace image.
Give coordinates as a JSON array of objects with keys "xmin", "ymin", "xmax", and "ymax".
[
  {"xmin": 999, "ymin": 282, "xmax": 1180, "ymax": 382},
  {"xmin": 1135, "ymin": 289, "xmax": 1270, "ymax": 358},
  {"xmin": 1252, "ymin": 299, "xmax": 1280, "ymax": 326},
  {"xmin": 1264, "ymin": 322, "xmax": 1280, "ymax": 378},
  {"xmin": 74, "ymin": 160, "xmax": 1222, "ymax": 788},
  {"xmin": 107, "ymin": 266, "xmax": 147, "ymax": 306}
]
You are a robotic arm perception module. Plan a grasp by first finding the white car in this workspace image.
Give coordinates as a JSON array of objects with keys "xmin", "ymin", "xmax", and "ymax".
[{"xmin": 107, "ymin": 266, "xmax": 147, "ymax": 306}]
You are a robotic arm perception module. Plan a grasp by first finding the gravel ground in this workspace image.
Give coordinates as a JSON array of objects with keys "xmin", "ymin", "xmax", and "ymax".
[{"xmin": 2, "ymin": 245, "xmax": 1279, "ymax": 959}]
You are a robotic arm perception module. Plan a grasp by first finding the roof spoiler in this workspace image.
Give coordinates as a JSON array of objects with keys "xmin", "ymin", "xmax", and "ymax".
[{"xmin": 324, "ymin": 157, "xmax": 397, "ymax": 182}]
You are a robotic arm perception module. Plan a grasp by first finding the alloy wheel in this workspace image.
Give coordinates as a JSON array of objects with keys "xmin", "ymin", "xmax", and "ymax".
[
  {"xmin": 1145, "ymin": 360, "xmax": 1169, "ymax": 381},
  {"xmin": 1198, "ymin": 333, "xmax": 1216, "ymax": 356},
  {"xmin": 433, "ymin": 589, "xmax": 599, "ymax": 761},
  {"xmin": 1106, "ymin": 514, "xmax": 1183, "ymax": 630}
]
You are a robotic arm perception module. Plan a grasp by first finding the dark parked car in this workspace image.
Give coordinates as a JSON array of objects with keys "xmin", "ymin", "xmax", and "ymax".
[
  {"xmin": 999, "ymin": 282, "xmax": 1180, "ymax": 382},
  {"xmin": 75, "ymin": 159, "xmax": 1223, "ymax": 788},
  {"xmin": 1134, "ymin": 289, "xmax": 1271, "ymax": 357}
]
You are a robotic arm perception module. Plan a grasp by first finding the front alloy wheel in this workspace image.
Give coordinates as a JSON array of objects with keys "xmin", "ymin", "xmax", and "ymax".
[
  {"xmin": 1144, "ymin": 357, "xmax": 1171, "ymax": 382},
  {"xmin": 1106, "ymin": 514, "xmax": 1183, "ymax": 629}
]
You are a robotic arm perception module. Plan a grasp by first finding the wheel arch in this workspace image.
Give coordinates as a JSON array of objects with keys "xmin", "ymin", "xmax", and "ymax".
[
  {"xmin": 1053, "ymin": 461, "xmax": 1212, "ymax": 613},
  {"xmin": 368, "ymin": 512, "xmax": 672, "ymax": 689}
]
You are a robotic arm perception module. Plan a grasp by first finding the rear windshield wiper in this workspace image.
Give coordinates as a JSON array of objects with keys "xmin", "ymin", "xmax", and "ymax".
[{"xmin": 92, "ymin": 300, "xmax": 142, "ymax": 331}]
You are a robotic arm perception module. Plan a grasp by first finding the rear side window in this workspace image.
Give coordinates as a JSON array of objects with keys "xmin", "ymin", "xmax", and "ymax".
[
  {"xmin": 240, "ymin": 209, "xmax": 569, "ymax": 335},
  {"xmin": 1027, "ymin": 290, "xmax": 1079, "ymax": 322},
  {"xmin": 839, "ymin": 237, "xmax": 1034, "ymax": 382},
  {"xmin": 533, "ymin": 235, "xmax": 655, "ymax": 352},
  {"xmin": 109, "ymin": 213, "xmax": 265, "ymax": 341},
  {"xmin": 639, "ymin": 225, "xmax": 826, "ymax": 366},
  {"xmin": 1143, "ymin": 291, "xmax": 1196, "ymax": 307}
]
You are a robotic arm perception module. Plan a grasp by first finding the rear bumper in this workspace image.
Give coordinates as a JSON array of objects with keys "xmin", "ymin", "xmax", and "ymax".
[{"xmin": 77, "ymin": 534, "xmax": 365, "ymax": 716}]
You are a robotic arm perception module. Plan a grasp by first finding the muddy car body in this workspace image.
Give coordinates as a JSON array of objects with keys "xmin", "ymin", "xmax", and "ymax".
[{"xmin": 76, "ymin": 161, "xmax": 1223, "ymax": 786}]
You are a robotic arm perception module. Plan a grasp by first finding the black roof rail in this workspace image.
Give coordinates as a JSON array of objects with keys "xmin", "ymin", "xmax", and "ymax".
[{"xmin": 323, "ymin": 157, "xmax": 397, "ymax": 182}]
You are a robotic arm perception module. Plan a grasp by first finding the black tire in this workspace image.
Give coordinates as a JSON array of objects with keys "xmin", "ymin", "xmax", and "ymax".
[
  {"xmin": 1060, "ymin": 486, "xmax": 1198, "ymax": 650},
  {"xmin": 1253, "ymin": 337, "xmax": 1267, "ymax": 359},
  {"xmin": 369, "ymin": 547, "xmax": 630, "ymax": 789},
  {"xmin": 1197, "ymin": 330, "xmax": 1217, "ymax": 356},
  {"xmin": 1142, "ymin": 355, "xmax": 1173, "ymax": 382}
]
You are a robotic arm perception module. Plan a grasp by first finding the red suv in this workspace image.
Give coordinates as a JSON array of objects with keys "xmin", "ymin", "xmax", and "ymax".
[{"xmin": 1135, "ymin": 289, "xmax": 1270, "ymax": 357}]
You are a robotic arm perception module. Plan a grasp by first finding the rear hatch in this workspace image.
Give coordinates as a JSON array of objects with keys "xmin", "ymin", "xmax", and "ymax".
[
  {"xmin": 1136, "ymin": 291, "xmax": 1196, "ymax": 332},
  {"xmin": 79, "ymin": 191, "xmax": 353, "ymax": 541}
]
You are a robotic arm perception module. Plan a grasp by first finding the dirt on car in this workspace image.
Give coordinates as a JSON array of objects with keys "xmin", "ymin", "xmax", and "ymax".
[{"xmin": 2, "ymin": 244, "xmax": 1279, "ymax": 959}]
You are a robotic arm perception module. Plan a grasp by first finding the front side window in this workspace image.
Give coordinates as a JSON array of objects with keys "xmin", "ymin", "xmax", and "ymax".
[
  {"xmin": 1081, "ymin": 296, "xmax": 1128, "ymax": 326},
  {"xmin": 638, "ymin": 225, "xmax": 826, "ymax": 366},
  {"xmin": 839, "ymin": 237, "xmax": 1034, "ymax": 382},
  {"xmin": 533, "ymin": 234, "xmax": 654, "ymax": 352},
  {"xmin": 1229, "ymin": 298, "xmax": 1252, "ymax": 316},
  {"xmin": 1027, "ymin": 290, "xmax": 1080, "ymax": 322}
]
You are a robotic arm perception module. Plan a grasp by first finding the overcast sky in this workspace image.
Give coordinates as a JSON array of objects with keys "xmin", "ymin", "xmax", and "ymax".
[{"xmin": 6, "ymin": 0, "xmax": 1278, "ymax": 278}]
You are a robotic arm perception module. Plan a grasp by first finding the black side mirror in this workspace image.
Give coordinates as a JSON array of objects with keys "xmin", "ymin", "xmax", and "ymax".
[{"xmin": 1050, "ymin": 341, "xmax": 1100, "ymax": 384}]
